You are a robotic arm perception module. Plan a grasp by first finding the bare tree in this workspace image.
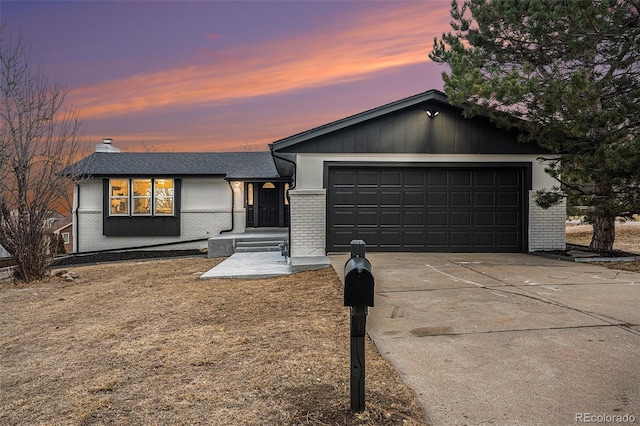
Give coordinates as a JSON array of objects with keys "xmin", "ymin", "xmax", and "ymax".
[{"xmin": 0, "ymin": 29, "xmax": 86, "ymax": 281}]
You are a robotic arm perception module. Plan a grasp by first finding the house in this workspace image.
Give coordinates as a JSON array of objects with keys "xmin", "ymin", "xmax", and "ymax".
[
  {"xmin": 269, "ymin": 89, "xmax": 565, "ymax": 257},
  {"xmin": 52, "ymin": 217, "xmax": 73, "ymax": 254},
  {"xmin": 67, "ymin": 140, "xmax": 290, "ymax": 253},
  {"xmin": 67, "ymin": 90, "xmax": 565, "ymax": 256}
]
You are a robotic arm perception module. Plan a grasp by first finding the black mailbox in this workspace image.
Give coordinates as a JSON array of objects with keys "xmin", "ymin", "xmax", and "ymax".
[{"xmin": 344, "ymin": 256, "xmax": 374, "ymax": 307}]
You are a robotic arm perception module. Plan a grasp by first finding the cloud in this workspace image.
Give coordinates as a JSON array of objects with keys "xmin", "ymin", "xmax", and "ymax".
[{"xmin": 69, "ymin": 3, "xmax": 450, "ymax": 120}]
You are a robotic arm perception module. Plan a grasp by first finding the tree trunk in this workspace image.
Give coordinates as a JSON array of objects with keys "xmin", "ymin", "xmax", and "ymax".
[{"xmin": 589, "ymin": 216, "xmax": 616, "ymax": 252}]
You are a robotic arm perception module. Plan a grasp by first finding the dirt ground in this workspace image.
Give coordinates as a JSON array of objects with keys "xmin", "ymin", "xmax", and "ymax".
[
  {"xmin": 566, "ymin": 221, "xmax": 640, "ymax": 272},
  {"xmin": 0, "ymin": 258, "xmax": 426, "ymax": 426}
]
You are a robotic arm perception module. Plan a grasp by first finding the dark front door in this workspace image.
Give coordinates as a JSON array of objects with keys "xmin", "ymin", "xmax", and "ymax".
[{"xmin": 258, "ymin": 183, "xmax": 279, "ymax": 227}]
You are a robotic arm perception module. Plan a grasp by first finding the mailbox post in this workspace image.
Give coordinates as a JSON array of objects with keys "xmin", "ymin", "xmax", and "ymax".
[{"xmin": 343, "ymin": 240, "xmax": 374, "ymax": 412}]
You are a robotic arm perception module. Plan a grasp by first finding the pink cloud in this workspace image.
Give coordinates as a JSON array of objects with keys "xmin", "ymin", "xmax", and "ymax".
[{"xmin": 69, "ymin": 3, "xmax": 451, "ymax": 120}]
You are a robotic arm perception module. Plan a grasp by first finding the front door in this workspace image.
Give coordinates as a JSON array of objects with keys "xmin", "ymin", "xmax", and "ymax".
[{"xmin": 257, "ymin": 182, "xmax": 279, "ymax": 227}]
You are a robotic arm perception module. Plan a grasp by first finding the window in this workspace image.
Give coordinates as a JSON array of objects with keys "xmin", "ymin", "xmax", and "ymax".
[
  {"xmin": 284, "ymin": 182, "xmax": 290, "ymax": 206},
  {"xmin": 61, "ymin": 233, "xmax": 70, "ymax": 243},
  {"xmin": 247, "ymin": 183, "xmax": 254, "ymax": 206},
  {"xmin": 108, "ymin": 178, "xmax": 174, "ymax": 216},
  {"xmin": 154, "ymin": 179, "xmax": 174, "ymax": 215},
  {"xmin": 133, "ymin": 179, "xmax": 152, "ymax": 215},
  {"xmin": 110, "ymin": 179, "xmax": 129, "ymax": 215}
]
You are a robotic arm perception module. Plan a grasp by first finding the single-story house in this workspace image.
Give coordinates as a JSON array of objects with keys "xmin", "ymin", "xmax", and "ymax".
[
  {"xmin": 67, "ymin": 142, "xmax": 290, "ymax": 253},
  {"xmin": 67, "ymin": 90, "xmax": 565, "ymax": 255}
]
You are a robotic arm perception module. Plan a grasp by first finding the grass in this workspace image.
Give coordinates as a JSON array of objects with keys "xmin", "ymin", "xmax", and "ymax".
[{"xmin": 0, "ymin": 258, "xmax": 426, "ymax": 426}]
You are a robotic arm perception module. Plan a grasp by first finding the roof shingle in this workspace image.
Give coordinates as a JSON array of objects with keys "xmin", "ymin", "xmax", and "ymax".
[{"xmin": 66, "ymin": 151, "xmax": 280, "ymax": 180}]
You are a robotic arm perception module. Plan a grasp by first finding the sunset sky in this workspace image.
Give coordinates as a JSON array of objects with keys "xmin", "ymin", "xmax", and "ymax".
[{"xmin": 1, "ymin": 1, "xmax": 452, "ymax": 152}]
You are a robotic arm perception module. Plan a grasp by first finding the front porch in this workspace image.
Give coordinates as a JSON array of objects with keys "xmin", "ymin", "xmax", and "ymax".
[
  {"xmin": 204, "ymin": 227, "xmax": 330, "ymax": 278},
  {"xmin": 207, "ymin": 228, "xmax": 289, "ymax": 258}
]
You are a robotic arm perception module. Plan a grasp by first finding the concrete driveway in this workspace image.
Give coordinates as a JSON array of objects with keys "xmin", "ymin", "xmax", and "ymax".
[{"xmin": 330, "ymin": 253, "xmax": 640, "ymax": 426}]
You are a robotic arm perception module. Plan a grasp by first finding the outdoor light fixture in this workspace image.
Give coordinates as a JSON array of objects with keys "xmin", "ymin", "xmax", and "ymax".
[{"xmin": 426, "ymin": 110, "xmax": 440, "ymax": 118}]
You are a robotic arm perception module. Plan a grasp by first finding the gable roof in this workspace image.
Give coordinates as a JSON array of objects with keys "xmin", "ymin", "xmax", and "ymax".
[
  {"xmin": 66, "ymin": 151, "xmax": 281, "ymax": 180},
  {"xmin": 270, "ymin": 89, "xmax": 450, "ymax": 151}
]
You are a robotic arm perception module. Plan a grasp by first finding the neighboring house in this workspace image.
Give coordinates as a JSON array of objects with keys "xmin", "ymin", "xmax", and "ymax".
[
  {"xmin": 68, "ymin": 90, "xmax": 565, "ymax": 256},
  {"xmin": 52, "ymin": 217, "xmax": 73, "ymax": 254},
  {"xmin": 0, "ymin": 244, "xmax": 8, "ymax": 258},
  {"xmin": 270, "ymin": 89, "xmax": 565, "ymax": 257},
  {"xmin": 67, "ymin": 141, "xmax": 290, "ymax": 253}
]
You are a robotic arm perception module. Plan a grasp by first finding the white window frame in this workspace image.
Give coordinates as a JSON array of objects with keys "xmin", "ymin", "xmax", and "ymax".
[
  {"xmin": 108, "ymin": 178, "xmax": 175, "ymax": 217},
  {"xmin": 154, "ymin": 179, "xmax": 174, "ymax": 215},
  {"xmin": 132, "ymin": 179, "xmax": 153, "ymax": 216},
  {"xmin": 109, "ymin": 179, "xmax": 130, "ymax": 216}
]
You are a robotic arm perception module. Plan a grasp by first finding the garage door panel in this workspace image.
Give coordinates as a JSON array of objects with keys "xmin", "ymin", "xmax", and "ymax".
[
  {"xmin": 450, "ymin": 170, "xmax": 472, "ymax": 187},
  {"xmin": 357, "ymin": 171, "xmax": 379, "ymax": 186},
  {"xmin": 357, "ymin": 191, "xmax": 378, "ymax": 206},
  {"xmin": 380, "ymin": 230, "xmax": 402, "ymax": 247},
  {"xmin": 497, "ymin": 211, "xmax": 520, "ymax": 226},
  {"xmin": 381, "ymin": 211, "xmax": 401, "ymax": 226},
  {"xmin": 451, "ymin": 192, "xmax": 471, "ymax": 207},
  {"xmin": 405, "ymin": 171, "xmax": 426, "ymax": 187},
  {"xmin": 404, "ymin": 231, "xmax": 425, "ymax": 246},
  {"xmin": 428, "ymin": 192, "xmax": 448, "ymax": 207},
  {"xmin": 404, "ymin": 210, "xmax": 425, "ymax": 226},
  {"xmin": 426, "ymin": 232, "xmax": 448, "ymax": 247},
  {"xmin": 428, "ymin": 170, "xmax": 448, "ymax": 186},
  {"xmin": 451, "ymin": 211, "xmax": 471, "ymax": 226},
  {"xmin": 450, "ymin": 232, "xmax": 472, "ymax": 247},
  {"xmin": 333, "ymin": 190, "xmax": 356, "ymax": 206},
  {"xmin": 404, "ymin": 191, "xmax": 425, "ymax": 206},
  {"xmin": 427, "ymin": 211, "xmax": 448, "ymax": 226},
  {"xmin": 498, "ymin": 192, "xmax": 520, "ymax": 207},
  {"xmin": 497, "ymin": 172, "xmax": 520, "ymax": 187},
  {"xmin": 474, "ymin": 232, "xmax": 495, "ymax": 247},
  {"xmin": 476, "ymin": 192, "xmax": 496, "ymax": 207},
  {"xmin": 356, "ymin": 210, "xmax": 378, "ymax": 225},
  {"xmin": 474, "ymin": 211, "xmax": 496, "ymax": 226},
  {"xmin": 380, "ymin": 191, "xmax": 401, "ymax": 206},
  {"xmin": 332, "ymin": 210, "xmax": 356, "ymax": 225},
  {"xmin": 380, "ymin": 171, "xmax": 402, "ymax": 186},
  {"xmin": 327, "ymin": 167, "xmax": 524, "ymax": 252}
]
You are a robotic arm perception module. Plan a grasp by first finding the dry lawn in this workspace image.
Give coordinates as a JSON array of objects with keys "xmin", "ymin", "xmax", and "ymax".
[
  {"xmin": 566, "ymin": 221, "xmax": 640, "ymax": 272},
  {"xmin": 0, "ymin": 258, "xmax": 426, "ymax": 425}
]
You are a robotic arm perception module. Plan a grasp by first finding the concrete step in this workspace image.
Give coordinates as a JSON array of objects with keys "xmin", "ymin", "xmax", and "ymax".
[
  {"xmin": 235, "ymin": 246, "xmax": 283, "ymax": 253},
  {"xmin": 235, "ymin": 240, "xmax": 286, "ymax": 247},
  {"xmin": 234, "ymin": 239, "xmax": 287, "ymax": 254}
]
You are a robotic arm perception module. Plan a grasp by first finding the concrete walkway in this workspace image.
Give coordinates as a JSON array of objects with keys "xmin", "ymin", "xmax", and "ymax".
[
  {"xmin": 330, "ymin": 253, "xmax": 640, "ymax": 426},
  {"xmin": 200, "ymin": 252, "xmax": 331, "ymax": 279}
]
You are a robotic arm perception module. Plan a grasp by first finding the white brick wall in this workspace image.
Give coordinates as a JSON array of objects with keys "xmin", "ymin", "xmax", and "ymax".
[
  {"xmin": 76, "ymin": 210, "xmax": 238, "ymax": 252},
  {"xmin": 74, "ymin": 177, "xmax": 245, "ymax": 252},
  {"xmin": 528, "ymin": 190, "xmax": 566, "ymax": 251},
  {"xmin": 289, "ymin": 189, "xmax": 326, "ymax": 257}
]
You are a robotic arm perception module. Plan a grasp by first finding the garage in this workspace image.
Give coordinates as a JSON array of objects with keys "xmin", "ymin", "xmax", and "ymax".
[
  {"xmin": 270, "ymin": 90, "xmax": 564, "ymax": 257},
  {"xmin": 327, "ymin": 165, "xmax": 528, "ymax": 252}
]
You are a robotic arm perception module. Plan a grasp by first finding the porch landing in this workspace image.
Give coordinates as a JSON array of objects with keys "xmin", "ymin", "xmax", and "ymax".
[
  {"xmin": 207, "ymin": 228, "xmax": 288, "ymax": 258},
  {"xmin": 203, "ymin": 228, "xmax": 330, "ymax": 279}
]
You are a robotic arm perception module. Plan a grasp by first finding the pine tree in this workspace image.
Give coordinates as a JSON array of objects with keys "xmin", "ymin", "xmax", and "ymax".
[{"xmin": 430, "ymin": 0, "xmax": 640, "ymax": 251}]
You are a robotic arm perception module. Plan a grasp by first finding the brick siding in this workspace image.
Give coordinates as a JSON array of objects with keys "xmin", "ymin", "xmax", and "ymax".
[
  {"xmin": 528, "ymin": 190, "xmax": 567, "ymax": 251},
  {"xmin": 288, "ymin": 189, "xmax": 326, "ymax": 257}
]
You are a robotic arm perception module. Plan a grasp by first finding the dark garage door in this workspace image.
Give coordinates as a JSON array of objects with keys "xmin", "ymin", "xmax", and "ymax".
[{"xmin": 327, "ymin": 166, "xmax": 526, "ymax": 252}]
